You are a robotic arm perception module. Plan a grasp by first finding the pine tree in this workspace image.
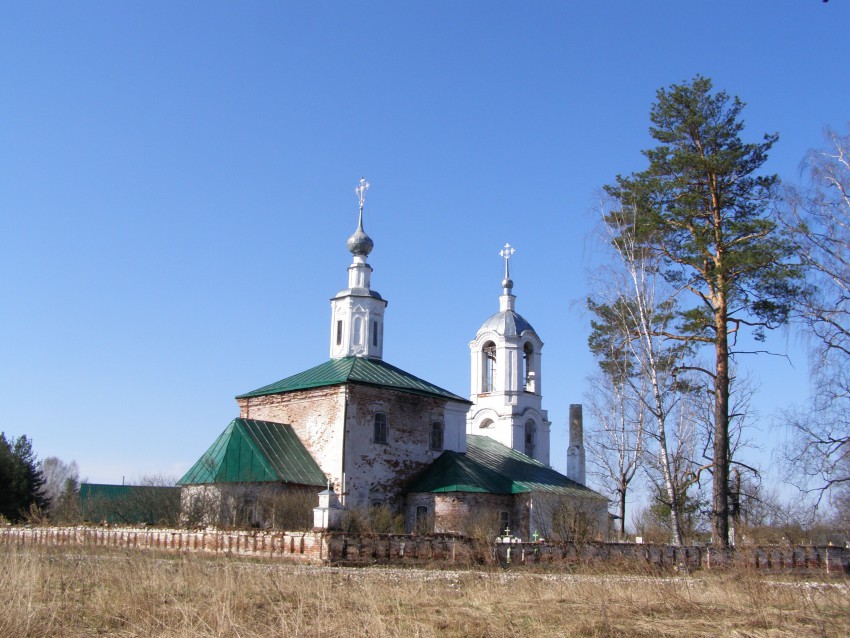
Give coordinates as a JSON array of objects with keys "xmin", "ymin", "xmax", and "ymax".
[
  {"xmin": 603, "ymin": 76, "xmax": 800, "ymax": 547},
  {"xmin": 0, "ymin": 433, "xmax": 48, "ymax": 521},
  {"xmin": 0, "ymin": 434, "xmax": 16, "ymax": 520}
]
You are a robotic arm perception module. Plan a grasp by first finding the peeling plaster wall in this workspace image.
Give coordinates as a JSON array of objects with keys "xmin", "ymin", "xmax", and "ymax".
[
  {"xmin": 236, "ymin": 387, "xmax": 344, "ymax": 490},
  {"xmin": 342, "ymin": 385, "xmax": 468, "ymax": 510},
  {"xmin": 406, "ymin": 492, "xmax": 519, "ymax": 535}
]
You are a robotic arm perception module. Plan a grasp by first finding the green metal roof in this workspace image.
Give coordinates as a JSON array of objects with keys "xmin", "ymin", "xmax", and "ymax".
[
  {"xmin": 237, "ymin": 357, "xmax": 471, "ymax": 403},
  {"xmin": 406, "ymin": 435, "xmax": 607, "ymax": 500},
  {"xmin": 178, "ymin": 418, "xmax": 326, "ymax": 487}
]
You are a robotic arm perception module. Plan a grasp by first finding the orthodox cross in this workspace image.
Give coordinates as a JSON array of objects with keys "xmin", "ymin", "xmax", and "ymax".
[
  {"xmin": 500, "ymin": 242, "xmax": 515, "ymax": 279},
  {"xmin": 355, "ymin": 177, "xmax": 370, "ymax": 210}
]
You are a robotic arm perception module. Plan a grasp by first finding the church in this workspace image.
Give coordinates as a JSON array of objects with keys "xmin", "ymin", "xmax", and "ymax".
[{"xmin": 178, "ymin": 179, "xmax": 608, "ymax": 540}]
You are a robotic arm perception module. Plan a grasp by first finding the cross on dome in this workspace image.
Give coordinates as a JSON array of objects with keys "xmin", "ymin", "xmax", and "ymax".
[
  {"xmin": 355, "ymin": 177, "xmax": 370, "ymax": 210},
  {"xmin": 347, "ymin": 177, "xmax": 374, "ymax": 256},
  {"xmin": 500, "ymin": 243, "xmax": 515, "ymax": 291},
  {"xmin": 499, "ymin": 243, "xmax": 515, "ymax": 268}
]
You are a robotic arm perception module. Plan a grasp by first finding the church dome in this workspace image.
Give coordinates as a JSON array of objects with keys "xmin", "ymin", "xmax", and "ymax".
[
  {"xmin": 347, "ymin": 225, "xmax": 373, "ymax": 256},
  {"xmin": 477, "ymin": 309, "xmax": 536, "ymax": 338}
]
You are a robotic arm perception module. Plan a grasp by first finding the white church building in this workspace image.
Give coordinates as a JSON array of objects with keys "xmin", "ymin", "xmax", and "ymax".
[{"xmin": 179, "ymin": 179, "xmax": 607, "ymax": 540}]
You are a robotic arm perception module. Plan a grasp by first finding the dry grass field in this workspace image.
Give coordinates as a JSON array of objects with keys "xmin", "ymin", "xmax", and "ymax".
[{"xmin": 1, "ymin": 545, "xmax": 847, "ymax": 638}]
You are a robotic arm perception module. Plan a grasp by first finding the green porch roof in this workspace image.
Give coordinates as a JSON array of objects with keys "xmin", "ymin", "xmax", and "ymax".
[
  {"xmin": 406, "ymin": 435, "xmax": 607, "ymax": 500},
  {"xmin": 178, "ymin": 418, "xmax": 326, "ymax": 487},
  {"xmin": 237, "ymin": 356, "xmax": 470, "ymax": 403}
]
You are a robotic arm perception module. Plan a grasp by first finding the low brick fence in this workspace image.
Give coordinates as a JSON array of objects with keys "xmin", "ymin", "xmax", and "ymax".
[
  {"xmin": 2, "ymin": 526, "xmax": 848, "ymax": 574},
  {"xmin": 490, "ymin": 541, "xmax": 850, "ymax": 574},
  {"xmin": 0, "ymin": 526, "xmax": 328, "ymax": 563}
]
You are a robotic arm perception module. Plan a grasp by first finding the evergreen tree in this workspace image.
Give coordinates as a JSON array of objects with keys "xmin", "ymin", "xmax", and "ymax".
[
  {"xmin": 0, "ymin": 433, "xmax": 48, "ymax": 521},
  {"xmin": 0, "ymin": 434, "xmax": 16, "ymax": 520},
  {"xmin": 603, "ymin": 76, "xmax": 800, "ymax": 547}
]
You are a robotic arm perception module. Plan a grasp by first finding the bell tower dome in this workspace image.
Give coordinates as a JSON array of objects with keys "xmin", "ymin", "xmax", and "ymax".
[
  {"xmin": 329, "ymin": 178, "xmax": 388, "ymax": 359},
  {"xmin": 466, "ymin": 244, "xmax": 551, "ymax": 464}
]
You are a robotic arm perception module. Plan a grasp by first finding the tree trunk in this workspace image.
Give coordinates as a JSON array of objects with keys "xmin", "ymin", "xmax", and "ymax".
[
  {"xmin": 712, "ymin": 304, "xmax": 730, "ymax": 547},
  {"xmin": 619, "ymin": 483, "xmax": 627, "ymax": 539},
  {"xmin": 656, "ymin": 416, "xmax": 684, "ymax": 546}
]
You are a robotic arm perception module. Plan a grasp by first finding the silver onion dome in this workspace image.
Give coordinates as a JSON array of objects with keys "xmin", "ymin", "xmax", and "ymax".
[{"xmin": 347, "ymin": 212, "xmax": 374, "ymax": 256}]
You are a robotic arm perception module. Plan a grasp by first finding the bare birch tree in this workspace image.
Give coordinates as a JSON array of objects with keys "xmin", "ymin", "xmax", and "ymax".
[
  {"xmin": 588, "ymin": 202, "xmax": 694, "ymax": 546},
  {"xmin": 584, "ymin": 368, "xmax": 644, "ymax": 539},
  {"xmin": 781, "ymin": 126, "xmax": 850, "ymax": 500},
  {"xmin": 41, "ymin": 456, "xmax": 79, "ymax": 512}
]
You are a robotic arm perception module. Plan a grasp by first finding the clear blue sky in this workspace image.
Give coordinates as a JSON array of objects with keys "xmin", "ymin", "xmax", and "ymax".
[{"xmin": 1, "ymin": 3, "xmax": 847, "ymax": 490}]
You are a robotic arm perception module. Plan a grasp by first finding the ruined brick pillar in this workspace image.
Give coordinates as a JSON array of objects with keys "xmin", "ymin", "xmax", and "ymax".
[{"xmin": 566, "ymin": 404, "xmax": 586, "ymax": 485}]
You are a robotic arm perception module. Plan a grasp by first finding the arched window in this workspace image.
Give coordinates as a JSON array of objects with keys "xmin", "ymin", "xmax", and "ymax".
[
  {"xmin": 430, "ymin": 421, "xmax": 444, "ymax": 450},
  {"xmin": 479, "ymin": 418, "xmax": 494, "ymax": 429},
  {"xmin": 373, "ymin": 413, "xmax": 388, "ymax": 444},
  {"xmin": 372, "ymin": 320, "xmax": 379, "ymax": 347},
  {"xmin": 336, "ymin": 320, "xmax": 343, "ymax": 346},
  {"xmin": 499, "ymin": 511, "xmax": 510, "ymax": 535},
  {"xmin": 482, "ymin": 342, "xmax": 496, "ymax": 393},
  {"xmin": 415, "ymin": 505, "xmax": 430, "ymax": 534},
  {"xmin": 523, "ymin": 342, "xmax": 534, "ymax": 392},
  {"xmin": 353, "ymin": 317, "xmax": 363, "ymax": 345},
  {"xmin": 524, "ymin": 419, "xmax": 536, "ymax": 457}
]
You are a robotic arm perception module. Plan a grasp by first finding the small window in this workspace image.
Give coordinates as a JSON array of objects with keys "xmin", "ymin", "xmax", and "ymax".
[
  {"xmin": 525, "ymin": 419, "xmax": 536, "ymax": 457},
  {"xmin": 373, "ymin": 413, "xmax": 388, "ymax": 444},
  {"xmin": 482, "ymin": 342, "xmax": 496, "ymax": 393},
  {"xmin": 499, "ymin": 511, "xmax": 510, "ymax": 535},
  {"xmin": 336, "ymin": 320, "xmax": 343, "ymax": 346},
  {"xmin": 430, "ymin": 421, "xmax": 444, "ymax": 450},
  {"xmin": 372, "ymin": 320, "xmax": 379, "ymax": 346},
  {"xmin": 415, "ymin": 505, "xmax": 430, "ymax": 534},
  {"xmin": 371, "ymin": 499, "xmax": 383, "ymax": 508},
  {"xmin": 479, "ymin": 418, "xmax": 494, "ymax": 429}
]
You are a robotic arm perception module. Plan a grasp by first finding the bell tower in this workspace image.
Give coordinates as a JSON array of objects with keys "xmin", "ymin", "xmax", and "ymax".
[
  {"xmin": 466, "ymin": 244, "xmax": 551, "ymax": 464},
  {"xmin": 329, "ymin": 178, "xmax": 388, "ymax": 360}
]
